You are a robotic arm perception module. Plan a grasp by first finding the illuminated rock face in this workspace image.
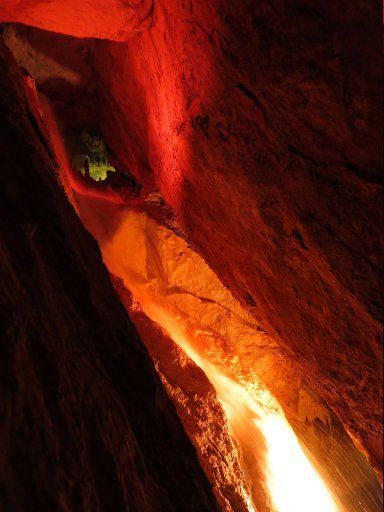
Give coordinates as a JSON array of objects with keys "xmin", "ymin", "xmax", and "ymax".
[
  {"xmin": 88, "ymin": 0, "xmax": 383, "ymax": 474},
  {"xmin": 0, "ymin": 0, "xmax": 153, "ymax": 40},
  {"xmin": 112, "ymin": 279, "xmax": 254, "ymax": 512},
  {"xmin": 73, "ymin": 197, "xmax": 381, "ymax": 511},
  {"xmin": 0, "ymin": 42, "xmax": 219, "ymax": 512},
  {"xmin": 1, "ymin": 0, "xmax": 382, "ymax": 506}
]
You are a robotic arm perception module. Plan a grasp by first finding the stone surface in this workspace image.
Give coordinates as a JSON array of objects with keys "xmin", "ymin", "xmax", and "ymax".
[
  {"xmin": 89, "ymin": 0, "xmax": 382, "ymax": 474},
  {"xmin": 0, "ymin": 41, "xmax": 220, "ymax": 512},
  {"xmin": 112, "ymin": 279, "xmax": 254, "ymax": 512},
  {"xmin": 1, "ymin": 0, "xmax": 382, "ymax": 499},
  {"xmin": 73, "ymin": 195, "xmax": 381, "ymax": 511},
  {"xmin": 0, "ymin": 0, "xmax": 153, "ymax": 40}
]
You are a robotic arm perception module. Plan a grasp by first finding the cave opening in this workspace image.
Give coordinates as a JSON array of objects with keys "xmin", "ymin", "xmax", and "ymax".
[
  {"xmin": 1, "ymin": 4, "xmax": 382, "ymax": 512},
  {"xmin": 70, "ymin": 129, "xmax": 116, "ymax": 181}
]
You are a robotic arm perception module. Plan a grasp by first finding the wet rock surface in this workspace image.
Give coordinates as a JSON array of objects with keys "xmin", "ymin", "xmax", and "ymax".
[
  {"xmin": 112, "ymin": 278, "xmax": 254, "ymax": 512},
  {"xmin": 0, "ymin": 0, "xmax": 153, "ymax": 40}
]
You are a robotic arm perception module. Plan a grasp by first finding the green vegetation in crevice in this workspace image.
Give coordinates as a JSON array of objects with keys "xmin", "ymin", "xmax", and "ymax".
[{"xmin": 73, "ymin": 130, "xmax": 116, "ymax": 181}]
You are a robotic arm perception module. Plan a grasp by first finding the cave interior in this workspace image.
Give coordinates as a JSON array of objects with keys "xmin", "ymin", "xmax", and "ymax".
[{"xmin": 0, "ymin": 2, "xmax": 382, "ymax": 512}]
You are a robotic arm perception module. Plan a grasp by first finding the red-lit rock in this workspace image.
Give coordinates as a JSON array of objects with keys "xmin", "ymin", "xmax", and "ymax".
[
  {"xmin": 0, "ymin": 0, "xmax": 153, "ymax": 40},
  {"xmin": 2, "ymin": 0, "xmax": 382, "ymax": 493},
  {"xmin": 89, "ymin": 0, "xmax": 383, "ymax": 475},
  {"xmin": 0, "ymin": 41, "xmax": 220, "ymax": 512},
  {"xmin": 112, "ymin": 278, "xmax": 254, "ymax": 512}
]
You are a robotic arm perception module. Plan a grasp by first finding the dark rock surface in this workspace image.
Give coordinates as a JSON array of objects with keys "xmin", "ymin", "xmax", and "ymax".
[
  {"xmin": 89, "ymin": 0, "xmax": 383, "ymax": 475},
  {"xmin": 0, "ymin": 41, "xmax": 220, "ymax": 512},
  {"xmin": 0, "ymin": 0, "xmax": 382, "ymax": 497}
]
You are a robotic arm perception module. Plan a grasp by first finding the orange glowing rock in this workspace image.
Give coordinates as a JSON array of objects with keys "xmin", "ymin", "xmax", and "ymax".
[
  {"xmin": 70, "ymin": 185, "xmax": 370, "ymax": 510},
  {"xmin": 112, "ymin": 279, "xmax": 254, "ymax": 512},
  {"xmin": 4, "ymin": 8, "xmax": 381, "ymax": 508},
  {"xmin": 2, "ymin": 0, "xmax": 381, "ymax": 483},
  {"xmin": 89, "ymin": 0, "xmax": 383, "ymax": 479}
]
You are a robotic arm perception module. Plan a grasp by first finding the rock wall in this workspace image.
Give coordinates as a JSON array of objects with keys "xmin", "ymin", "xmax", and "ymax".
[
  {"xmin": 112, "ymin": 278, "xmax": 254, "ymax": 512},
  {"xmin": 74, "ymin": 197, "xmax": 382, "ymax": 511},
  {"xmin": 0, "ymin": 0, "xmax": 153, "ymax": 40},
  {"xmin": 0, "ymin": 41, "xmax": 220, "ymax": 512},
  {"xmin": 1, "ymin": 0, "xmax": 382, "ymax": 485},
  {"xmin": 89, "ymin": 0, "xmax": 383, "ymax": 473}
]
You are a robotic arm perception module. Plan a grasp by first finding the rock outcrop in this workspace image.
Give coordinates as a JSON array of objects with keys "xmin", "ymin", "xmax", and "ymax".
[
  {"xmin": 0, "ymin": 41, "xmax": 220, "ymax": 512},
  {"xmin": 112, "ymin": 278, "xmax": 254, "ymax": 512},
  {"xmin": 0, "ymin": 0, "xmax": 382, "ymax": 505},
  {"xmin": 74, "ymin": 198, "xmax": 382, "ymax": 511},
  {"xmin": 89, "ymin": 0, "xmax": 383, "ymax": 474},
  {"xmin": 0, "ymin": 0, "xmax": 153, "ymax": 40}
]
